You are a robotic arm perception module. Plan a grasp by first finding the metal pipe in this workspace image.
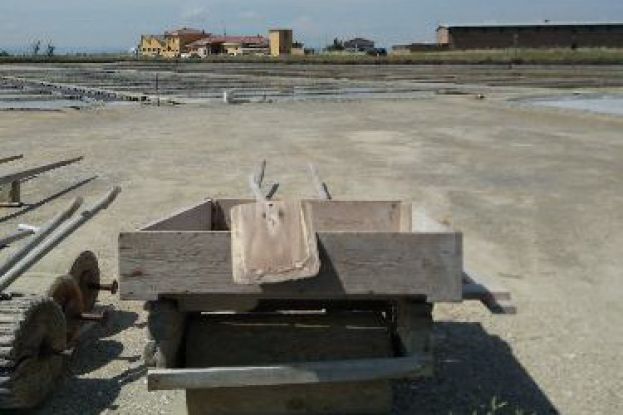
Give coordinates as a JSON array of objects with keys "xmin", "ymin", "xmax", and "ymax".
[
  {"xmin": 0, "ymin": 187, "xmax": 120, "ymax": 292},
  {"xmin": 0, "ymin": 197, "xmax": 83, "ymax": 277},
  {"xmin": 88, "ymin": 280, "xmax": 118, "ymax": 295},
  {"xmin": 0, "ymin": 229, "xmax": 35, "ymax": 248}
]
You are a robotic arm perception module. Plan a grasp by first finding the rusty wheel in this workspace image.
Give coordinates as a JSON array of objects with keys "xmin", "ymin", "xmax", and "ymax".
[
  {"xmin": 0, "ymin": 295, "xmax": 67, "ymax": 409},
  {"xmin": 47, "ymin": 275, "xmax": 84, "ymax": 342},
  {"xmin": 69, "ymin": 251, "xmax": 100, "ymax": 312}
]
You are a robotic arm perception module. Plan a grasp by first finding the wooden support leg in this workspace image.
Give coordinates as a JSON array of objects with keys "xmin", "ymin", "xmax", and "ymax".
[
  {"xmin": 0, "ymin": 181, "xmax": 21, "ymax": 207},
  {"xmin": 144, "ymin": 299, "xmax": 187, "ymax": 368},
  {"xmin": 395, "ymin": 300, "xmax": 433, "ymax": 377}
]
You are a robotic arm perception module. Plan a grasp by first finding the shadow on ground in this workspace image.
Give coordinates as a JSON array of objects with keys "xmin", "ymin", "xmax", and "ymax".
[
  {"xmin": 394, "ymin": 322, "xmax": 558, "ymax": 415},
  {"xmin": 26, "ymin": 309, "xmax": 144, "ymax": 415},
  {"xmin": 0, "ymin": 176, "xmax": 96, "ymax": 224},
  {"xmin": 17, "ymin": 314, "xmax": 556, "ymax": 414}
]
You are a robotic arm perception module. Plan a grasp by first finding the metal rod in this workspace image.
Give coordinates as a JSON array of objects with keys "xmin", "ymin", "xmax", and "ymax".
[
  {"xmin": 79, "ymin": 310, "xmax": 110, "ymax": 324},
  {"xmin": 0, "ymin": 155, "xmax": 23, "ymax": 165},
  {"xmin": 0, "ymin": 187, "xmax": 120, "ymax": 292},
  {"xmin": 0, "ymin": 229, "xmax": 35, "ymax": 248},
  {"xmin": 0, "ymin": 197, "xmax": 83, "ymax": 277},
  {"xmin": 248, "ymin": 160, "xmax": 279, "ymax": 201},
  {"xmin": 0, "ymin": 156, "xmax": 83, "ymax": 186},
  {"xmin": 308, "ymin": 163, "xmax": 332, "ymax": 200},
  {"xmin": 88, "ymin": 280, "xmax": 118, "ymax": 295}
]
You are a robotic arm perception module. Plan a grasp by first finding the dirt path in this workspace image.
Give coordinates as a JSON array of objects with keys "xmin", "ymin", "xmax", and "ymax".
[{"xmin": 0, "ymin": 94, "xmax": 621, "ymax": 414}]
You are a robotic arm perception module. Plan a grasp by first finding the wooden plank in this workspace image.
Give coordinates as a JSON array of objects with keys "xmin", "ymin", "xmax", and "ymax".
[
  {"xmin": 231, "ymin": 201, "xmax": 320, "ymax": 284},
  {"xmin": 0, "ymin": 155, "xmax": 23, "ymax": 165},
  {"xmin": 462, "ymin": 270, "xmax": 516, "ymax": 314},
  {"xmin": 186, "ymin": 382, "xmax": 391, "ymax": 415},
  {"xmin": 308, "ymin": 200, "xmax": 403, "ymax": 232},
  {"xmin": 395, "ymin": 301, "xmax": 434, "ymax": 377},
  {"xmin": 142, "ymin": 200, "xmax": 212, "ymax": 231},
  {"xmin": 212, "ymin": 199, "xmax": 403, "ymax": 232},
  {"xmin": 308, "ymin": 163, "xmax": 332, "ymax": 200},
  {"xmin": 0, "ymin": 156, "xmax": 83, "ymax": 186},
  {"xmin": 147, "ymin": 355, "xmax": 430, "ymax": 391},
  {"xmin": 119, "ymin": 231, "xmax": 463, "ymax": 302},
  {"xmin": 0, "ymin": 181, "xmax": 20, "ymax": 206}
]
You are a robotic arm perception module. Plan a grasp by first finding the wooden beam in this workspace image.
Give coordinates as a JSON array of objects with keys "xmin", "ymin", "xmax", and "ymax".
[
  {"xmin": 142, "ymin": 200, "xmax": 212, "ymax": 231},
  {"xmin": 0, "ymin": 155, "xmax": 23, "ymax": 165},
  {"xmin": 308, "ymin": 163, "xmax": 332, "ymax": 200},
  {"xmin": 462, "ymin": 271, "xmax": 516, "ymax": 314},
  {"xmin": 0, "ymin": 156, "xmax": 83, "ymax": 186},
  {"xmin": 212, "ymin": 199, "xmax": 404, "ymax": 231},
  {"xmin": 119, "ymin": 231, "xmax": 463, "ymax": 302},
  {"xmin": 147, "ymin": 355, "xmax": 430, "ymax": 391}
]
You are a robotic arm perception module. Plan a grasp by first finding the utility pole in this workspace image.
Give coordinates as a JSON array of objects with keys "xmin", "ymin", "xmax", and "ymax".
[{"xmin": 155, "ymin": 73, "xmax": 160, "ymax": 107}]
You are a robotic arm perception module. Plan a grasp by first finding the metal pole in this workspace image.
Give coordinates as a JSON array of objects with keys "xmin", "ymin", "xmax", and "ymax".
[
  {"xmin": 156, "ymin": 73, "xmax": 160, "ymax": 107},
  {"xmin": 0, "ymin": 229, "xmax": 35, "ymax": 249},
  {"xmin": 0, "ymin": 197, "xmax": 83, "ymax": 277},
  {"xmin": 0, "ymin": 187, "xmax": 120, "ymax": 292}
]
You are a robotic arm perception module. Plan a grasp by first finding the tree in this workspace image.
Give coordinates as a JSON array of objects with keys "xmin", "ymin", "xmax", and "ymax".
[
  {"xmin": 326, "ymin": 38, "xmax": 344, "ymax": 52},
  {"xmin": 31, "ymin": 40, "xmax": 41, "ymax": 56},
  {"xmin": 46, "ymin": 42, "xmax": 56, "ymax": 57},
  {"xmin": 0, "ymin": 50, "xmax": 10, "ymax": 57}
]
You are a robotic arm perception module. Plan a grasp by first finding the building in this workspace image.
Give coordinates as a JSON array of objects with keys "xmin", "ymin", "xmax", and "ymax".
[
  {"xmin": 269, "ymin": 29, "xmax": 293, "ymax": 57},
  {"xmin": 437, "ymin": 22, "xmax": 623, "ymax": 50},
  {"xmin": 186, "ymin": 35, "xmax": 269, "ymax": 57},
  {"xmin": 139, "ymin": 35, "xmax": 167, "ymax": 57},
  {"xmin": 392, "ymin": 43, "xmax": 443, "ymax": 54},
  {"xmin": 344, "ymin": 38, "xmax": 375, "ymax": 52},
  {"xmin": 139, "ymin": 27, "xmax": 207, "ymax": 58}
]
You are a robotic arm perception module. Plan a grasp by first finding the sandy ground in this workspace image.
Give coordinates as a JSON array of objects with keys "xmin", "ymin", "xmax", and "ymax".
[{"xmin": 0, "ymin": 88, "xmax": 622, "ymax": 414}]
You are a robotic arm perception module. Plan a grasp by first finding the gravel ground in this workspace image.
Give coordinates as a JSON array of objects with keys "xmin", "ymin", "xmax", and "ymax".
[{"xmin": 0, "ymin": 64, "xmax": 622, "ymax": 414}]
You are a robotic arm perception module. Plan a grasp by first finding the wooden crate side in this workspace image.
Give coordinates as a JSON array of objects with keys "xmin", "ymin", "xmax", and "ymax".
[
  {"xmin": 212, "ymin": 199, "xmax": 404, "ymax": 232},
  {"xmin": 142, "ymin": 200, "xmax": 212, "ymax": 231},
  {"xmin": 119, "ymin": 231, "xmax": 462, "ymax": 302}
]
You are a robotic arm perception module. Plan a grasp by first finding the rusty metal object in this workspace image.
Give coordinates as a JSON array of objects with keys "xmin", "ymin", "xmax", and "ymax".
[
  {"xmin": 70, "ymin": 251, "xmax": 100, "ymax": 311},
  {"xmin": 79, "ymin": 310, "xmax": 110, "ymax": 324},
  {"xmin": 88, "ymin": 280, "xmax": 118, "ymax": 295},
  {"xmin": 47, "ymin": 275, "xmax": 84, "ymax": 342}
]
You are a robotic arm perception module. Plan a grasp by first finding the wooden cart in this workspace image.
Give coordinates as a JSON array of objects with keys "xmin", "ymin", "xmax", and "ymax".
[{"xmin": 119, "ymin": 164, "xmax": 513, "ymax": 415}]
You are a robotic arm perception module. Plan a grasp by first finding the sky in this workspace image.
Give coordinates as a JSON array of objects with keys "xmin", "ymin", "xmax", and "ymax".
[{"xmin": 1, "ymin": 0, "xmax": 623, "ymax": 53}]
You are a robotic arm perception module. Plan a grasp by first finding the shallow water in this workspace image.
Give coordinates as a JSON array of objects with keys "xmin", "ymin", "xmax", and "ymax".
[{"xmin": 527, "ymin": 95, "xmax": 623, "ymax": 116}]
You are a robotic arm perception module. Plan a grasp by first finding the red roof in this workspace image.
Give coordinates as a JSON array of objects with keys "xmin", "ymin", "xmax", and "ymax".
[
  {"xmin": 188, "ymin": 35, "xmax": 268, "ymax": 48},
  {"xmin": 165, "ymin": 27, "xmax": 206, "ymax": 36}
]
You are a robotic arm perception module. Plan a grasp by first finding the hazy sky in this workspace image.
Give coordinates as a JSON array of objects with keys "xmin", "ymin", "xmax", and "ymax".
[{"xmin": 1, "ymin": 0, "xmax": 623, "ymax": 52}]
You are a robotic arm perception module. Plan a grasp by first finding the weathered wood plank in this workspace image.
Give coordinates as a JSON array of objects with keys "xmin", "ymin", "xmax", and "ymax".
[
  {"xmin": 231, "ymin": 201, "xmax": 320, "ymax": 284},
  {"xmin": 212, "ymin": 199, "xmax": 404, "ymax": 231},
  {"xmin": 0, "ymin": 155, "xmax": 23, "ymax": 165},
  {"xmin": 462, "ymin": 270, "xmax": 516, "ymax": 314},
  {"xmin": 119, "ymin": 231, "xmax": 462, "ymax": 302},
  {"xmin": 142, "ymin": 200, "xmax": 212, "ymax": 231},
  {"xmin": 395, "ymin": 301, "xmax": 434, "ymax": 377},
  {"xmin": 0, "ymin": 156, "xmax": 83, "ymax": 186},
  {"xmin": 182, "ymin": 311, "xmax": 393, "ymax": 414},
  {"xmin": 147, "ymin": 355, "xmax": 429, "ymax": 390},
  {"xmin": 186, "ymin": 382, "xmax": 391, "ymax": 415}
]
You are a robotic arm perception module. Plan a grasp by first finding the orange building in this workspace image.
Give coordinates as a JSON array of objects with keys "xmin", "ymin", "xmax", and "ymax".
[{"xmin": 140, "ymin": 27, "xmax": 207, "ymax": 58}]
